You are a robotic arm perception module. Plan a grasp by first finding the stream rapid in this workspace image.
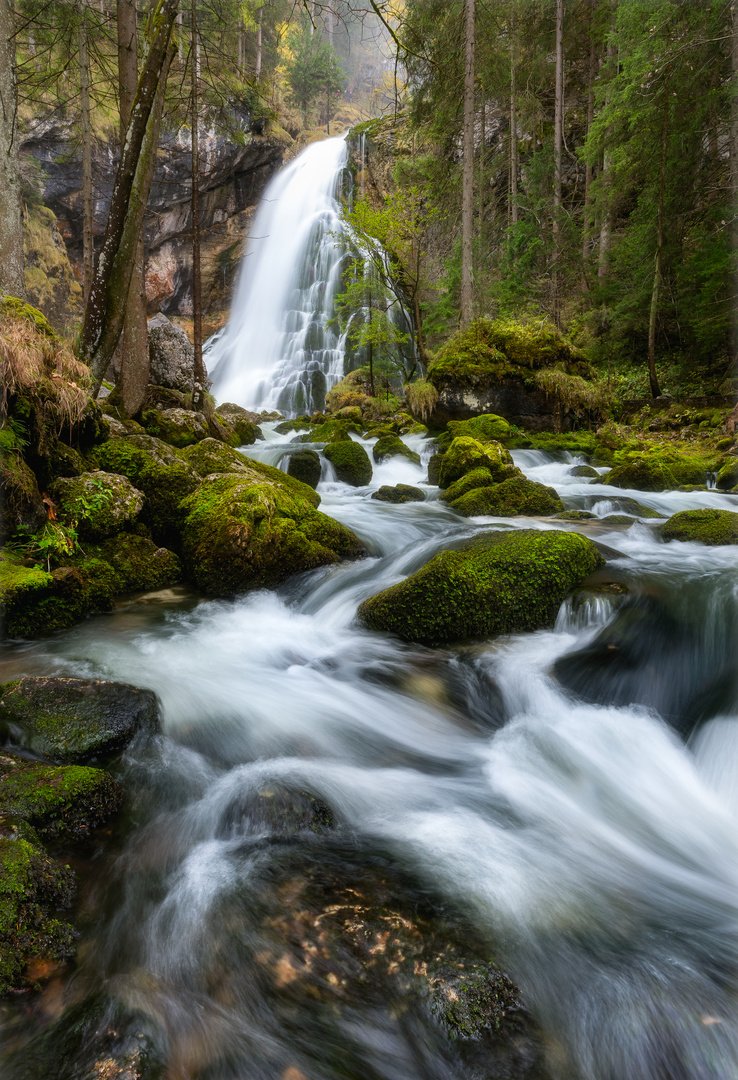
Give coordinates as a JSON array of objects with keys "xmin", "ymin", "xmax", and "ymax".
[{"xmin": 1, "ymin": 429, "xmax": 737, "ymax": 1080}]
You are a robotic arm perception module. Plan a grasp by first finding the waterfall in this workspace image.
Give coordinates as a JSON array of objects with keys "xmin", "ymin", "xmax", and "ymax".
[{"xmin": 206, "ymin": 136, "xmax": 352, "ymax": 416}]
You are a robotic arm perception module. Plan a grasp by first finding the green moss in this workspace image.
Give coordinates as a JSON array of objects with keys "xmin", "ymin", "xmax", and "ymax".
[
  {"xmin": 716, "ymin": 458, "xmax": 738, "ymax": 491},
  {"xmin": 140, "ymin": 407, "xmax": 210, "ymax": 449},
  {"xmin": 0, "ymin": 837, "xmax": 76, "ymax": 995},
  {"xmin": 556, "ymin": 510, "xmax": 597, "ymax": 521},
  {"xmin": 323, "ymin": 440, "xmax": 373, "ymax": 486},
  {"xmin": 357, "ymin": 529, "xmax": 604, "ymax": 645},
  {"xmin": 371, "ymin": 484, "xmax": 426, "ymax": 504},
  {"xmin": 427, "ymin": 453, "xmax": 444, "ymax": 485},
  {"xmin": 0, "ymin": 452, "xmax": 47, "ymax": 542},
  {"xmin": 301, "ymin": 419, "xmax": 361, "ymax": 444},
  {"xmin": 437, "ymin": 414, "xmax": 512, "ymax": 452},
  {"xmin": 372, "ymin": 434, "xmax": 421, "ymax": 465},
  {"xmin": 238, "ymin": 455, "xmax": 321, "ymax": 507},
  {"xmin": 438, "ymin": 437, "xmax": 516, "ymax": 489},
  {"xmin": 286, "ymin": 449, "xmax": 322, "ymax": 489},
  {"xmin": 0, "ymin": 552, "xmax": 119, "ymax": 640},
  {"xmin": 275, "ymin": 419, "xmax": 312, "ymax": 435},
  {"xmin": 90, "ymin": 535, "xmax": 181, "ymax": 592},
  {"xmin": 657, "ymin": 508, "xmax": 738, "ymax": 546},
  {"xmin": 440, "ymin": 468, "xmax": 496, "ymax": 504},
  {"xmin": 51, "ymin": 472, "xmax": 144, "ymax": 540},
  {"xmin": 180, "ymin": 473, "xmax": 365, "ymax": 596},
  {"xmin": 432, "ymin": 967, "xmax": 519, "ymax": 1040},
  {"xmin": 449, "ymin": 476, "xmax": 564, "ymax": 518},
  {"xmin": 602, "ymin": 459, "xmax": 678, "ymax": 492},
  {"xmin": 0, "ymin": 754, "xmax": 124, "ymax": 840},
  {"xmin": 0, "ymin": 296, "xmax": 57, "ymax": 338},
  {"xmin": 181, "ymin": 438, "xmax": 254, "ymax": 478}
]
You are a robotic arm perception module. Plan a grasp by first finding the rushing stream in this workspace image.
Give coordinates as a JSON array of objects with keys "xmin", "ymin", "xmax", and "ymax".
[{"xmin": 1, "ymin": 431, "xmax": 738, "ymax": 1079}]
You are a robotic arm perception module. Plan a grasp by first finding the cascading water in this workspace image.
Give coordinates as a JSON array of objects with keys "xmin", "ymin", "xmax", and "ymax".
[{"xmin": 206, "ymin": 136, "xmax": 352, "ymax": 415}]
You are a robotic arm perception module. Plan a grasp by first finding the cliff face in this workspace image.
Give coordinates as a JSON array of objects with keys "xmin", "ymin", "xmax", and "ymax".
[{"xmin": 21, "ymin": 106, "xmax": 290, "ymax": 330}]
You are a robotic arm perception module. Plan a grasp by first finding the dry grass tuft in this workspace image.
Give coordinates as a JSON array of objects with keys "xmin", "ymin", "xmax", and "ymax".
[
  {"xmin": 533, "ymin": 368, "xmax": 607, "ymax": 414},
  {"xmin": 404, "ymin": 379, "xmax": 439, "ymax": 422}
]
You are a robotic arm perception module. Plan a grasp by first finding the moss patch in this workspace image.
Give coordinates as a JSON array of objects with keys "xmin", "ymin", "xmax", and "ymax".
[
  {"xmin": 372, "ymin": 435, "xmax": 421, "ymax": 465},
  {"xmin": 371, "ymin": 484, "xmax": 426, "ymax": 504},
  {"xmin": 140, "ymin": 407, "xmax": 210, "ymax": 448},
  {"xmin": 358, "ymin": 529, "xmax": 604, "ymax": 645},
  {"xmin": 438, "ymin": 438, "xmax": 516, "ymax": 489},
  {"xmin": 657, "ymin": 509, "xmax": 738, "ymax": 546},
  {"xmin": 438, "ymin": 414, "xmax": 512, "ymax": 452},
  {"xmin": 50, "ymin": 472, "xmax": 144, "ymax": 540},
  {"xmin": 602, "ymin": 459, "xmax": 678, "ymax": 492},
  {"xmin": 0, "ymin": 551, "xmax": 119, "ymax": 640},
  {"xmin": 449, "ymin": 477, "xmax": 564, "ymax": 518},
  {"xmin": 440, "ymin": 468, "xmax": 496, "ymax": 504},
  {"xmin": 323, "ymin": 441, "xmax": 373, "ymax": 486}
]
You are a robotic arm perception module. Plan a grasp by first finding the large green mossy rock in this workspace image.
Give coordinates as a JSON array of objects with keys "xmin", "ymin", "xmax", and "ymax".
[
  {"xmin": 716, "ymin": 458, "xmax": 738, "ymax": 490},
  {"xmin": 440, "ymin": 467, "xmax": 497, "ymax": 504},
  {"xmin": 602, "ymin": 459, "xmax": 677, "ymax": 492},
  {"xmin": 214, "ymin": 404, "xmax": 263, "ymax": 446},
  {"xmin": 180, "ymin": 437, "xmax": 253, "ymax": 477},
  {"xmin": 0, "ymin": 751, "xmax": 124, "ymax": 841},
  {"xmin": 371, "ymin": 484, "xmax": 426, "ymax": 504},
  {"xmin": 437, "ymin": 414, "xmax": 512, "ymax": 452},
  {"xmin": 657, "ymin": 508, "xmax": 738, "ymax": 546},
  {"xmin": 438, "ymin": 437, "xmax": 515, "ymax": 490},
  {"xmin": 50, "ymin": 471, "xmax": 144, "ymax": 540},
  {"xmin": 0, "ymin": 553, "xmax": 118, "ymax": 640},
  {"xmin": 0, "ymin": 677, "xmax": 159, "ymax": 764},
  {"xmin": 180, "ymin": 472, "xmax": 365, "ymax": 596},
  {"xmin": 286, "ymin": 449, "xmax": 322, "ymax": 489},
  {"xmin": 324, "ymin": 440, "xmax": 373, "ymax": 486},
  {"xmin": 0, "ymin": 836, "xmax": 76, "ymax": 995},
  {"xmin": 0, "ymin": 452, "xmax": 47, "ymax": 543},
  {"xmin": 372, "ymin": 434, "xmax": 421, "ymax": 465},
  {"xmin": 449, "ymin": 477, "xmax": 564, "ymax": 518},
  {"xmin": 90, "ymin": 534, "xmax": 181, "ymax": 592},
  {"xmin": 140, "ymin": 407, "xmax": 210, "ymax": 448},
  {"xmin": 90, "ymin": 435, "xmax": 200, "ymax": 543},
  {"xmin": 357, "ymin": 529, "xmax": 604, "ymax": 645},
  {"xmin": 302, "ymin": 419, "xmax": 361, "ymax": 444}
]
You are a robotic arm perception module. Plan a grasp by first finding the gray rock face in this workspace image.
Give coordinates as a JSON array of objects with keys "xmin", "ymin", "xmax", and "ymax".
[{"xmin": 148, "ymin": 313, "xmax": 196, "ymax": 392}]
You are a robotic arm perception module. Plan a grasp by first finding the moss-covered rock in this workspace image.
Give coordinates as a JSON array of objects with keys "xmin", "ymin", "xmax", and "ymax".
[
  {"xmin": 716, "ymin": 458, "xmax": 738, "ymax": 491},
  {"xmin": 372, "ymin": 434, "xmax": 421, "ymax": 465},
  {"xmin": 214, "ymin": 404, "xmax": 263, "ymax": 445},
  {"xmin": 569, "ymin": 464, "xmax": 599, "ymax": 478},
  {"xmin": 0, "ymin": 751, "xmax": 124, "ymax": 841},
  {"xmin": 602, "ymin": 459, "xmax": 678, "ymax": 492},
  {"xmin": 449, "ymin": 477, "xmax": 564, "ymax": 518},
  {"xmin": 427, "ymin": 452, "xmax": 444, "ymax": 485},
  {"xmin": 180, "ymin": 437, "xmax": 252, "ymax": 478},
  {"xmin": 90, "ymin": 435, "xmax": 200, "ymax": 545},
  {"xmin": 140, "ymin": 407, "xmax": 210, "ymax": 448},
  {"xmin": 286, "ymin": 449, "xmax": 322, "ymax": 489},
  {"xmin": 90, "ymin": 534, "xmax": 182, "ymax": 592},
  {"xmin": 438, "ymin": 438, "xmax": 515, "ymax": 489},
  {"xmin": 438, "ymin": 414, "xmax": 512, "ymax": 452},
  {"xmin": 274, "ymin": 418, "xmax": 311, "ymax": 435},
  {"xmin": 0, "ymin": 551, "xmax": 119, "ymax": 640},
  {"xmin": 301, "ymin": 419, "xmax": 361, "ymax": 444},
  {"xmin": 657, "ymin": 508, "xmax": 738, "ymax": 546},
  {"xmin": 324, "ymin": 440, "xmax": 373, "ymax": 486},
  {"xmin": 236, "ymin": 455, "xmax": 322, "ymax": 507},
  {"xmin": 0, "ymin": 677, "xmax": 160, "ymax": 764},
  {"xmin": 593, "ymin": 496, "xmax": 665, "ymax": 519},
  {"xmin": 371, "ymin": 484, "xmax": 426, "ymax": 504},
  {"xmin": 440, "ymin": 468, "xmax": 497, "ymax": 504},
  {"xmin": 0, "ymin": 452, "xmax": 47, "ymax": 542},
  {"xmin": 50, "ymin": 471, "xmax": 144, "ymax": 540},
  {"xmin": 357, "ymin": 529, "xmax": 604, "ymax": 645},
  {"xmin": 556, "ymin": 510, "xmax": 597, "ymax": 521},
  {"xmin": 180, "ymin": 472, "xmax": 366, "ymax": 596},
  {"xmin": 0, "ymin": 836, "xmax": 76, "ymax": 995}
]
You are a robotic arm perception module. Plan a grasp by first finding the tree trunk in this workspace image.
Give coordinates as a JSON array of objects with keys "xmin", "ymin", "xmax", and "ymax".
[
  {"xmin": 255, "ymin": 7, "xmax": 262, "ymax": 79},
  {"xmin": 117, "ymin": 0, "xmax": 150, "ymax": 417},
  {"xmin": 0, "ymin": 0, "xmax": 26, "ymax": 299},
  {"xmin": 647, "ymin": 91, "xmax": 668, "ymax": 399},
  {"xmin": 582, "ymin": 0, "xmax": 596, "ymax": 266},
  {"xmin": 326, "ymin": 6, "xmax": 334, "ymax": 45},
  {"xmin": 460, "ymin": 0, "xmax": 475, "ymax": 328},
  {"xmin": 479, "ymin": 87, "xmax": 485, "ymax": 242},
  {"xmin": 731, "ymin": 0, "xmax": 738, "ymax": 370},
  {"xmin": 551, "ymin": 0, "xmax": 564, "ymax": 321},
  {"xmin": 509, "ymin": 10, "xmax": 518, "ymax": 226},
  {"xmin": 191, "ymin": 0, "xmax": 204, "ymax": 408},
  {"xmin": 78, "ymin": 2, "xmax": 94, "ymax": 306},
  {"xmin": 598, "ymin": 5, "xmax": 616, "ymax": 285},
  {"xmin": 82, "ymin": 0, "xmax": 179, "ymax": 390}
]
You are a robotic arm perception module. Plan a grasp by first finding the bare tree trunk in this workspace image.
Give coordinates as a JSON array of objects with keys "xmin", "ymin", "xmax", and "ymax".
[
  {"xmin": 647, "ymin": 91, "xmax": 668, "ymax": 399},
  {"xmin": 598, "ymin": 6, "xmax": 616, "ymax": 285},
  {"xmin": 509, "ymin": 9, "xmax": 518, "ymax": 226},
  {"xmin": 0, "ymin": 0, "xmax": 26, "ymax": 299},
  {"xmin": 255, "ymin": 7, "xmax": 262, "ymax": 80},
  {"xmin": 731, "ymin": 0, "xmax": 738, "ymax": 371},
  {"xmin": 582, "ymin": 0, "xmax": 596, "ymax": 266},
  {"xmin": 191, "ymin": 0, "xmax": 204, "ymax": 409},
  {"xmin": 479, "ymin": 87, "xmax": 485, "ymax": 243},
  {"xmin": 551, "ymin": 0, "xmax": 564, "ymax": 321},
  {"xmin": 177, "ymin": 9, "xmax": 183, "ymax": 60},
  {"xmin": 82, "ymin": 0, "xmax": 179, "ymax": 389},
  {"xmin": 326, "ymin": 6, "xmax": 334, "ymax": 44},
  {"xmin": 460, "ymin": 0, "xmax": 475, "ymax": 328},
  {"xmin": 78, "ymin": 2, "xmax": 94, "ymax": 306}
]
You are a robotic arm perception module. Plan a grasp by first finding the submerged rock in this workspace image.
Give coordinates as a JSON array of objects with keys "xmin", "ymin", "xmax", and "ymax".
[
  {"xmin": 358, "ymin": 529, "xmax": 604, "ymax": 645},
  {"xmin": 371, "ymin": 484, "xmax": 426, "ymax": 504},
  {"xmin": 323, "ymin": 440, "xmax": 373, "ymax": 486},
  {"xmin": 657, "ymin": 508, "xmax": 738, "ymax": 546},
  {"xmin": 0, "ymin": 676, "xmax": 160, "ymax": 764}
]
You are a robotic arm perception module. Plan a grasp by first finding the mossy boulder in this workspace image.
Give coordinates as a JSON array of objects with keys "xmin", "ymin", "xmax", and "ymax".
[
  {"xmin": 274, "ymin": 418, "xmax": 311, "ymax": 435},
  {"xmin": 569, "ymin": 464, "xmax": 599, "ymax": 478},
  {"xmin": 716, "ymin": 458, "xmax": 738, "ymax": 491},
  {"xmin": 324, "ymin": 440, "xmax": 373, "ymax": 486},
  {"xmin": 440, "ymin": 468, "xmax": 497, "ymax": 504},
  {"xmin": 449, "ymin": 477, "xmax": 564, "ymax": 518},
  {"xmin": 0, "ymin": 452, "xmax": 47, "ymax": 542},
  {"xmin": 371, "ymin": 484, "xmax": 426, "ymax": 504},
  {"xmin": 0, "ymin": 677, "xmax": 160, "ymax": 764},
  {"xmin": 427, "ymin": 452, "xmax": 444, "ymax": 485},
  {"xmin": 180, "ymin": 472, "xmax": 365, "ymax": 596},
  {"xmin": 357, "ymin": 529, "xmax": 604, "ymax": 645},
  {"xmin": 657, "ymin": 508, "xmax": 738, "ymax": 546},
  {"xmin": 668, "ymin": 461, "xmax": 708, "ymax": 486},
  {"xmin": 372, "ymin": 434, "xmax": 421, "ymax": 465},
  {"xmin": 0, "ymin": 751, "xmax": 124, "ymax": 841},
  {"xmin": 140, "ymin": 407, "xmax": 210, "ymax": 448},
  {"xmin": 90, "ymin": 435, "xmax": 200, "ymax": 545},
  {"xmin": 556, "ymin": 510, "xmax": 597, "ymax": 521},
  {"xmin": 180, "ymin": 437, "xmax": 253, "ymax": 478},
  {"xmin": 50, "ymin": 471, "xmax": 144, "ymax": 540},
  {"xmin": 438, "ymin": 438, "xmax": 515, "ymax": 490},
  {"xmin": 302, "ymin": 419, "xmax": 361, "ymax": 444},
  {"xmin": 90, "ymin": 534, "xmax": 181, "ymax": 592},
  {"xmin": 602, "ymin": 459, "xmax": 677, "ymax": 492},
  {"xmin": 0, "ymin": 553, "xmax": 119, "ymax": 640},
  {"xmin": 438, "ymin": 414, "xmax": 512, "ymax": 452},
  {"xmin": 213, "ymin": 404, "xmax": 263, "ymax": 445},
  {"xmin": 286, "ymin": 449, "xmax": 322, "ymax": 489},
  {"xmin": 0, "ymin": 836, "xmax": 76, "ymax": 995}
]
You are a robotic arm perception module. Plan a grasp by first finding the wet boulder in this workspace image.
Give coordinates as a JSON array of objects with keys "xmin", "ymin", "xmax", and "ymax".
[
  {"xmin": 371, "ymin": 484, "xmax": 426, "ymax": 504},
  {"xmin": 427, "ymin": 452, "xmax": 444, "ymax": 485},
  {"xmin": 140, "ymin": 406, "xmax": 210, "ymax": 448},
  {"xmin": 358, "ymin": 529, "xmax": 604, "ymax": 645},
  {"xmin": 657, "ymin": 508, "xmax": 738, "ymax": 546},
  {"xmin": 372, "ymin": 434, "xmax": 421, "ymax": 465},
  {"xmin": 0, "ymin": 551, "xmax": 119, "ymax": 640},
  {"xmin": 440, "ymin": 467, "xmax": 498, "ymax": 503},
  {"xmin": 89, "ymin": 534, "xmax": 181, "ymax": 592},
  {"xmin": 303, "ymin": 418, "xmax": 361, "ymax": 444},
  {"xmin": 438, "ymin": 437, "xmax": 516, "ymax": 490},
  {"xmin": 50, "ymin": 471, "xmax": 144, "ymax": 539},
  {"xmin": 601, "ymin": 458, "xmax": 677, "ymax": 492},
  {"xmin": 286, "ymin": 448, "xmax": 322, "ymax": 489},
  {"xmin": 590, "ymin": 496, "xmax": 664, "ymax": 519},
  {"xmin": 323, "ymin": 440, "xmax": 373, "ymax": 486},
  {"xmin": 214, "ymin": 402, "xmax": 263, "ymax": 445},
  {"xmin": 716, "ymin": 457, "xmax": 738, "ymax": 490},
  {"xmin": 180, "ymin": 466, "xmax": 365, "ymax": 596},
  {"xmin": 437, "ymin": 413, "xmax": 512, "ymax": 451},
  {"xmin": 0, "ymin": 676, "xmax": 160, "ymax": 764},
  {"xmin": 147, "ymin": 312, "xmax": 197, "ymax": 393},
  {"xmin": 448, "ymin": 476, "xmax": 564, "ymax": 518},
  {"xmin": 569, "ymin": 464, "xmax": 598, "ymax": 478},
  {"xmin": 556, "ymin": 510, "xmax": 597, "ymax": 521}
]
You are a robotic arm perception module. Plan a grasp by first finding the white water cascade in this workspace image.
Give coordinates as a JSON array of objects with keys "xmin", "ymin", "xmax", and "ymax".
[{"xmin": 206, "ymin": 136, "xmax": 352, "ymax": 415}]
